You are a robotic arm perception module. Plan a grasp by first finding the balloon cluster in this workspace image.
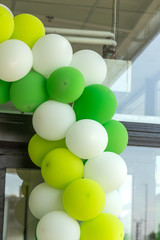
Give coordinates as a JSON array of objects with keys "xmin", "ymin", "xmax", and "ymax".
[{"xmin": 0, "ymin": 4, "xmax": 128, "ymax": 240}]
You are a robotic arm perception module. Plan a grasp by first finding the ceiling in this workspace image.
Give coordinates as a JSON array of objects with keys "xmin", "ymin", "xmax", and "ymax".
[{"xmin": 1, "ymin": 0, "xmax": 160, "ymax": 60}]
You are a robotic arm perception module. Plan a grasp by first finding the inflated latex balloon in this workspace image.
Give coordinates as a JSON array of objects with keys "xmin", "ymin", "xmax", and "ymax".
[
  {"xmin": 16, "ymin": 169, "xmax": 43, "ymax": 183},
  {"xmin": 36, "ymin": 211, "xmax": 80, "ymax": 240},
  {"xmin": 103, "ymin": 120, "xmax": 128, "ymax": 154},
  {"xmin": 70, "ymin": 50, "xmax": 107, "ymax": 86},
  {"xmin": 29, "ymin": 182, "xmax": 64, "ymax": 219},
  {"xmin": 41, "ymin": 148, "xmax": 84, "ymax": 189},
  {"xmin": 102, "ymin": 191, "xmax": 122, "ymax": 217},
  {"xmin": 66, "ymin": 119, "xmax": 108, "ymax": 159},
  {"xmin": 0, "ymin": 80, "xmax": 11, "ymax": 104},
  {"xmin": 15, "ymin": 198, "xmax": 35, "ymax": 225},
  {"xmin": 32, "ymin": 100, "xmax": 76, "ymax": 141},
  {"xmin": 0, "ymin": 4, "xmax": 14, "ymax": 17},
  {"xmin": 0, "ymin": 40, "xmax": 33, "ymax": 82},
  {"xmin": 47, "ymin": 67, "xmax": 85, "ymax": 103},
  {"xmin": 28, "ymin": 134, "xmax": 67, "ymax": 167},
  {"xmin": 63, "ymin": 178, "xmax": 105, "ymax": 221},
  {"xmin": 0, "ymin": 6, "xmax": 14, "ymax": 43},
  {"xmin": 73, "ymin": 84, "xmax": 117, "ymax": 124},
  {"xmin": 11, "ymin": 14, "xmax": 45, "ymax": 48},
  {"xmin": 80, "ymin": 213, "xmax": 124, "ymax": 240},
  {"xmin": 32, "ymin": 34, "xmax": 73, "ymax": 77},
  {"xmin": 10, "ymin": 70, "xmax": 49, "ymax": 112},
  {"xmin": 84, "ymin": 152, "xmax": 127, "ymax": 192}
]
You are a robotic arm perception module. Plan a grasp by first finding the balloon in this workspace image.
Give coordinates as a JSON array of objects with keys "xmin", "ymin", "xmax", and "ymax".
[
  {"xmin": 28, "ymin": 134, "xmax": 67, "ymax": 167},
  {"xmin": 29, "ymin": 182, "xmax": 64, "ymax": 219},
  {"xmin": 15, "ymin": 198, "xmax": 35, "ymax": 225},
  {"xmin": 36, "ymin": 211, "xmax": 80, "ymax": 240},
  {"xmin": 20, "ymin": 181, "xmax": 30, "ymax": 197},
  {"xmin": 0, "ymin": 80, "xmax": 11, "ymax": 104},
  {"xmin": 32, "ymin": 100, "xmax": 76, "ymax": 141},
  {"xmin": 84, "ymin": 152, "xmax": 127, "ymax": 192},
  {"xmin": 66, "ymin": 119, "xmax": 108, "ymax": 159},
  {"xmin": 16, "ymin": 169, "xmax": 43, "ymax": 183},
  {"xmin": 80, "ymin": 213, "xmax": 124, "ymax": 240},
  {"xmin": 63, "ymin": 178, "xmax": 105, "ymax": 221},
  {"xmin": 32, "ymin": 34, "xmax": 73, "ymax": 77},
  {"xmin": 0, "ymin": 40, "xmax": 33, "ymax": 82},
  {"xmin": 11, "ymin": 14, "xmax": 45, "ymax": 48},
  {"xmin": 73, "ymin": 84, "xmax": 117, "ymax": 124},
  {"xmin": 0, "ymin": 6, "xmax": 14, "ymax": 43},
  {"xmin": 10, "ymin": 70, "xmax": 49, "ymax": 112},
  {"xmin": 41, "ymin": 148, "xmax": 84, "ymax": 189},
  {"xmin": 47, "ymin": 67, "xmax": 85, "ymax": 103},
  {"xmin": 102, "ymin": 191, "xmax": 122, "ymax": 217},
  {"xmin": 0, "ymin": 4, "xmax": 14, "ymax": 17},
  {"xmin": 70, "ymin": 50, "xmax": 107, "ymax": 86},
  {"xmin": 103, "ymin": 120, "xmax": 128, "ymax": 154}
]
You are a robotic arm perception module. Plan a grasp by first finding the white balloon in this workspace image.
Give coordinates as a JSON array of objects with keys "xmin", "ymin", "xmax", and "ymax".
[
  {"xmin": 37, "ymin": 211, "xmax": 80, "ymax": 240},
  {"xmin": 66, "ymin": 119, "xmax": 108, "ymax": 159},
  {"xmin": 33, "ymin": 100, "xmax": 76, "ymax": 141},
  {"xmin": 0, "ymin": 40, "xmax": 33, "ymax": 82},
  {"xmin": 29, "ymin": 183, "xmax": 64, "ymax": 219},
  {"xmin": 70, "ymin": 49, "xmax": 107, "ymax": 86},
  {"xmin": 102, "ymin": 191, "xmax": 122, "ymax": 217},
  {"xmin": 32, "ymin": 34, "xmax": 73, "ymax": 77},
  {"xmin": 84, "ymin": 152, "xmax": 127, "ymax": 192},
  {"xmin": 0, "ymin": 4, "xmax": 14, "ymax": 17}
]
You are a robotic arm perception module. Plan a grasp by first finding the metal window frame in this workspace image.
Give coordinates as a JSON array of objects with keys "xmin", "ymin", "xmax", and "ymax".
[{"xmin": 0, "ymin": 113, "xmax": 160, "ymax": 239}]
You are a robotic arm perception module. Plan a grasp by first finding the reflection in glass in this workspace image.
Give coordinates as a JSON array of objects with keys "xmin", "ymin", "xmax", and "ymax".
[{"xmin": 3, "ymin": 169, "xmax": 43, "ymax": 240}]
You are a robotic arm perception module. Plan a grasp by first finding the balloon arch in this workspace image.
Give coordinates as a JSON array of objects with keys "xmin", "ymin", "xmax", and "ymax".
[{"xmin": 0, "ymin": 4, "xmax": 128, "ymax": 240}]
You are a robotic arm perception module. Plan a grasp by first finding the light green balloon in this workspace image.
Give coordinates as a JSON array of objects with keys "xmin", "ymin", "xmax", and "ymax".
[
  {"xmin": 103, "ymin": 120, "xmax": 128, "ymax": 154},
  {"xmin": 47, "ymin": 67, "xmax": 85, "ymax": 103},
  {"xmin": 0, "ymin": 79, "xmax": 11, "ymax": 104},
  {"xmin": 10, "ymin": 70, "xmax": 49, "ymax": 112},
  {"xmin": 28, "ymin": 134, "xmax": 67, "ymax": 167}
]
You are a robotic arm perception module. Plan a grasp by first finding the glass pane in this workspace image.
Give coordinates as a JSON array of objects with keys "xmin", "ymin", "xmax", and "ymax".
[
  {"xmin": 3, "ymin": 145, "xmax": 160, "ymax": 240},
  {"xmin": 3, "ymin": 169, "xmax": 43, "ymax": 240},
  {"xmin": 120, "ymin": 146, "xmax": 160, "ymax": 240}
]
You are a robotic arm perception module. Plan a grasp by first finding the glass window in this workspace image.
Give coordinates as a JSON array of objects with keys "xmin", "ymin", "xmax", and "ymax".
[{"xmin": 3, "ymin": 145, "xmax": 160, "ymax": 240}]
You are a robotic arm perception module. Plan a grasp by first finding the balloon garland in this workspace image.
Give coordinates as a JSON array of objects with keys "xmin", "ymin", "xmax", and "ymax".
[{"xmin": 0, "ymin": 5, "xmax": 129, "ymax": 240}]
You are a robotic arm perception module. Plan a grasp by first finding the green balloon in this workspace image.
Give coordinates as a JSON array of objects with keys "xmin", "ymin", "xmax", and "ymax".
[
  {"xmin": 0, "ymin": 80, "xmax": 11, "ymax": 104},
  {"xmin": 35, "ymin": 223, "xmax": 38, "ymax": 240},
  {"xmin": 28, "ymin": 134, "xmax": 67, "ymax": 167},
  {"xmin": 10, "ymin": 70, "xmax": 49, "ymax": 112},
  {"xmin": 73, "ymin": 84, "xmax": 117, "ymax": 124},
  {"xmin": 47, "ymin": 67, "xmax": 85, "ymax": 103},
  {"xmin": 103, "ymin": 120, "xmax": 128, "ymax": 154}
]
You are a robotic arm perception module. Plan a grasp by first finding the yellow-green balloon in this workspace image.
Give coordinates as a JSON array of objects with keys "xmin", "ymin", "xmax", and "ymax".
[
  {"xmin": 80, "ymin": 213, "xmax": 124, "ymax": 240},
  {"xmin": 103, "ymin": 120, "xmax": 128, "ymax": 154},
  {"xmin": 28, "ymin": 134, "xmax": 67, "ymax": 167},
  {"xmin": 11, "ymin": 14, "xmax": 45, "ymax": 48},
  {"xmin": 0, "ymin": 6, "xmax": 14, "ymax": 43},
  {"xmin": 41, "ymin": 148, "xmax": 84, "ymax": 189},
  {"xmin": 63, "ymin": 178, "xmax": 105, "ymax": 221}
]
